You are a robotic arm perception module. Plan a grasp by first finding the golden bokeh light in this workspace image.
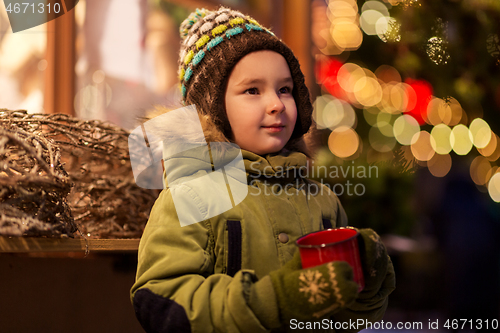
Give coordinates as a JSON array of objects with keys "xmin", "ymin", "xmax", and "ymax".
[
  {"xmin": 328, "ymin": 126, "xmax": 360, "ymax": 158},
  {"xmin": 379, "ymin": 17, "xmax": 401, "ymax": 42},
  {"xmin": 354, "ymin": 76, "xmax": 383, "ymax": 107},
  {"xmin": 447, "ymin": 98, "xmax": 463, "ymax": 126},
  {"xmin": 375, "ymin": 16, "xmax": 391, "ymax": 37},
  {"xmin": 426, "ymin": 97, "xmax": 462, "ymax": 126},
  {"xmin": 390, "ymin": 83, "xmax": 409, "ymax": 113},
  {"xmin": 430, "ymin": 124, "xmax": 452, "ymax": 155},
  {"xmin": 327, "ymin": 0, "xmax": 362, "ymax": 52},
  {"xmin": 92, "ymin": 70, "xmax": 106, "ymax": 84},
  {"xmin": 333, "ymin": 99, "xmax": 356, "ymax": 129},
  {"xmin": 477, "ymin": 132, "xmax": 500, "ymax": 161},
  {"xmin": 328, "ymin": 0, "xmax": 358, "ymax": 20},
  {"xmin": 380, "ymin": 82, "xmax": 411, "ymax": 114},
  {"xmin": 393, "ymin": 114, "xmax": 420, "ymax": 145},
  {"xmin": 361, "ymin": 1, "xmax": 390, "ymax": 16},
  {"xmin": 369, "ymin": 126, "xmax": 396, "ymax": 152},
  {"xmin": 487, "ymin": 171, "xmax": 500, "ymax": 202},
  {"xmin": 74, "ymin": 84, "xmax": 112, "ymax": 117},
  {"xmin": 426, "ymin": 36, "xmax": 450, "ymax": 65},
  {"xmin": 428, "ymin": 153, "xmax": 452, "ymax": 178},
  {"xmin": 426, "ymin": 97, "xmax": 446, "ymax": 125},
  {"xmin": 337, "ymin": 63, "xmax": 364, "ymax": 93},
  {"xmin": 469, "ymin": 118, "xmax": 492, "ymax": 149},
  {"xmin": 450, "ymin": 124, "xmax": 473, "ymax": 156},
  {"xmin": 330, "ymin": 21, "xmax": 363, "ymax": 51},
  {"xmin": 313, "ymin": 95, "xmax": 356, "ymax": 130},
  {"xmin": 313, "ymin": 94, "xmax": 334, "ymax": 129},
  {"xmin": 411, "ymin": 131, "xmax": 435, "ymax": 161},
  {"xmin": 470, "ymin": 156, "xmax": 492, "ymax": 186},
  {"xmin": 403, "ymin": 83, "xmax": 417, "ymax": 113},
  {"xmin": 360, "ymin": 1, "xmax": 391, "ymax": 36},
  {"xmin": 360, "ymin": 10, "xmax": 386, "ymax": 36},
  {"xmin": 375, "ymin": 64, "xmax": 401, "ymax": 83}
]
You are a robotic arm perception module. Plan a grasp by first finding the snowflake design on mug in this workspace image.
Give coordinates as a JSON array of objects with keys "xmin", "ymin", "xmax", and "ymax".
[{"xmin": 299, "ymin": 270, "xmax": 330, "ymax": 305}]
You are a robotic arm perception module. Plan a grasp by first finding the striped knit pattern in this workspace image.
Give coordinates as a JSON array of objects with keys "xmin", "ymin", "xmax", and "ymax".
[
  {"xmin": 177, "ymin": 7, "xmax": 313, "ymax": 141},
  {"xmin": 178, "ymin": 8, "xmax": 272, "ymax": 98}
]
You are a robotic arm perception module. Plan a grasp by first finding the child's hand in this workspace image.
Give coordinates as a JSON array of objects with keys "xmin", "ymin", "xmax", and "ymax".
[
  {"xmin": 269, "ymin": 250, "xmax": 359, "ymax": 322},
  {"xmin": 355, "ymin": 228, "xmax": 396, "ymax": 306}
]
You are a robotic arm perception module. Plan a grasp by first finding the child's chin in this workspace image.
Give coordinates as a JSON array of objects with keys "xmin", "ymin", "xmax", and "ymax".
[{"xmin": 257, "ymin": 142, "xmax": 287, "ymax": 155}]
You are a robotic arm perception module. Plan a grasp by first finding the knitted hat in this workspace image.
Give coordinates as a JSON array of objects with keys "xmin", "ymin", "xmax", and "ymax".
[{"xmin": 178, "ymin": 7, "xmax": 313, "ymax": 141}]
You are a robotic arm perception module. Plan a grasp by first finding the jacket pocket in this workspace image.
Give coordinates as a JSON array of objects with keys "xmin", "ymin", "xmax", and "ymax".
[{"xmin": 226, "ymin": 220, "xmax": 242, "ymax": 277}]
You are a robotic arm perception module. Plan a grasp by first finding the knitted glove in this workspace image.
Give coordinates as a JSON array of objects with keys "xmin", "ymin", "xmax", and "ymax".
[
  {"xmin": 354, "ymin": 228, "xmax": 396, "ymax": 308},
  {"xmin": 268, "ymin": 250, "xmax": 359, "ymax": 322}
]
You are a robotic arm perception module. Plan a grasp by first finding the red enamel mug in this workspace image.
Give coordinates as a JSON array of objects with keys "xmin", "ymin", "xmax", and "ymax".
[{"xmin": 296, "ymin": 227, "xmax": 365, "ymax": 292}]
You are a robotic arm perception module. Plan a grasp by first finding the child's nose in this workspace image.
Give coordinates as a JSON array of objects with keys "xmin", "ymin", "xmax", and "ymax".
[{"xmin": 266, "ymin": 93, "xmax": 286, "ymax": 114}]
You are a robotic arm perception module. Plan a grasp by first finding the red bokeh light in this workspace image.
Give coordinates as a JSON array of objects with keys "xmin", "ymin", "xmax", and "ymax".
[
  {"xmin": 404, "ymin": 78, "xmax": 433, "ymax": 125},
  {"xmin": 316, "ymin": 57, "xmax": 347, "ymax": 100}
]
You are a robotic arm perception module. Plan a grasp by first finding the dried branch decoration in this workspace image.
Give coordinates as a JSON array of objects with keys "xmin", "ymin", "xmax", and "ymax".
[
  {"xmin": 0, "ymin": 127, "xmax": 76, "ymax": 236},
  {"xmin": 0, "ymin": 109, "xmax": 157, "ymax": 238}
]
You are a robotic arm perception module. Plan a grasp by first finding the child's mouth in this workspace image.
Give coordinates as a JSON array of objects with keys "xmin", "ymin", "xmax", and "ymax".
[{"xmin": 262, "ymin": 125, "xmax": 285, "ymax": 132}]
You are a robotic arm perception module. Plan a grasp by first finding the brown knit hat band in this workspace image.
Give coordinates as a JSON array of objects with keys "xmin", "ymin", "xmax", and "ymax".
[{"xmin": 178, "ymin": 7, "xmax": 313, "ymax": 140}]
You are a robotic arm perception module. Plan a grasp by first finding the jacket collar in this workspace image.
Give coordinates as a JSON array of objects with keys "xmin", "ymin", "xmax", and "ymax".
[{"xmin": 242, "ymin": 149, "xmax": 307, "ymax": 179}]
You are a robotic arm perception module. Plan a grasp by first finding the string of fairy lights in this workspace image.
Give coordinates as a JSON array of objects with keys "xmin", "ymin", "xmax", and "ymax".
[{"xmin": 312, "ymin": 0, "xmax": 500, "ymax": 202}]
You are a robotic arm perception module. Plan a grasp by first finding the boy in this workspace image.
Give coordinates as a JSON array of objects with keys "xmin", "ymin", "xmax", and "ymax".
[{"xmin": 131, "ymin": 7, "xmax": 395, "ymax": 332}]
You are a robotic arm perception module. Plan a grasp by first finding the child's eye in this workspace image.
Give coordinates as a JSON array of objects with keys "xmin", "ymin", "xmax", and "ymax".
[
  {"xmin": 279, "ymin": 86, "xmax": 292, "ymax": 94},
  {"xmin": 245, "ymin": 88, "xmax": 259, "ymax": 95}
]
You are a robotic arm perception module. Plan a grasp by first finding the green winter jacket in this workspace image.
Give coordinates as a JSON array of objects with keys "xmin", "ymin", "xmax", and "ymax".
[{"xmin": 131, "ymin": 148, "xmax": 387, "ymax": 333}]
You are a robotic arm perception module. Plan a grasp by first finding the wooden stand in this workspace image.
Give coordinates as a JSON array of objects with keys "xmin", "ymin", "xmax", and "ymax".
[{"xmin": 0, "ymin": 236, "xmax": 139, "ymax": 253}]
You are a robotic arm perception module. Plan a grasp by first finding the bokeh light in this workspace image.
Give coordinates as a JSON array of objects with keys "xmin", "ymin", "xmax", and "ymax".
[
  {"xmin": 430, "ymin": 124, "xmax": 452, "ymax": 155},
  {"xmin": 426, "ymin": 97, "xmax": 462, "ymax": 126},
  {"xmin": 376, "ymin": 112, "xmax": 395, "ymax": 137},
  {"xmin": 470, "ymin": 156, "xmax": 492, "ymax": 186},
  {"xmin": 393, "ymin": 114, "xmax": 420, "ymax": 145},
  {"xmin": 411, "ymin": 131, "xmax": 435, "ymax": 161},
  {"xmin": 337, "ymin": 63, "xmax": 363, "ymax": 93},
  {"xmin": 92, "ymin": 70, "xmax": 106, "ymax": 84},
  {"xmin": 328, "ymin": 0, "xmax": 362, "ymax": 51},
  {"xmin": 477, "ymin": 132, "xmax": 500, "ymax": 161},
  {"xmin": 488, "ymin": 171, "xmax": 500, "ymax": 202},
  {"xmin": 380, "ymin": 82, "xmax": 413, "ymax": 114},
  {"xmin": 312, "ymin": 2, "xmax": 500, "ymax": 203},
  {"xmin": 369, "ymin": 126, "xmax": 397, "ymax": 152},
  {"xmin": 354, "ymin": 75, "xmax": 383, "ymax": 107},
  {"xmin": 313, "ymin": 94, "xmax": 335, "ymax": 129},
  {"xmin": 361, "ymin": 1, "xmax": 390, "ymax": 16},
  {"xmin": 361, "ymin": 10, "xmax": 387, "ymax": 36},
  {"xmin": 380, "ymin": 17, "xmax": 401, "ymax": 42},
  {"xmin": 404, "ymin": 79, "xmax": 433, "ymax": 125},
  {"xmin": 74, "ymin": 83, "xmax": 112, "ymax": 118},
  {"xmin": 428, "ymin": 153, "xmax": 452, "ymax": 177},
  {"xmin": 426, "ymin": 36, "xmax": 450, "ymax": 65},
  {"xmin": 316, "ymin": 57, "xmax": 345, "ymax": 99},
  {"xmin": 469, "ymin": 118, "xmax": 492, "ymax": 149},
  {"xmin": 359, "ymin": 1, "xmax": 394, "ymax": 40},
  {"xmin": 313, "ymin": 95, "xmax": 356, "ymax": 130},
  {"xmin": 450, "ymin": 124, "xmax": 473, "ymax": 155},
  {"xmin": 328, "ymin": 126, "xmax": 360, "ymax": 158},
  {"xmin": 375, "ymin": 64, "xmax": 401, "ymax": 83}
]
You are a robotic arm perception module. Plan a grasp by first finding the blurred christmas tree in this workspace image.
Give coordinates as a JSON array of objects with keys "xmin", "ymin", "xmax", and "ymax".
[{"xmin": 311, "ymin": 0, "xmax": 500, "ymax": 235}]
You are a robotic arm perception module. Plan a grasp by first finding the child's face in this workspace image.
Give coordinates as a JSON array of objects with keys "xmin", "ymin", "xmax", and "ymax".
[{"xmin": 224, "ymin": 50, "xmax": 297, "ymax": 155}]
